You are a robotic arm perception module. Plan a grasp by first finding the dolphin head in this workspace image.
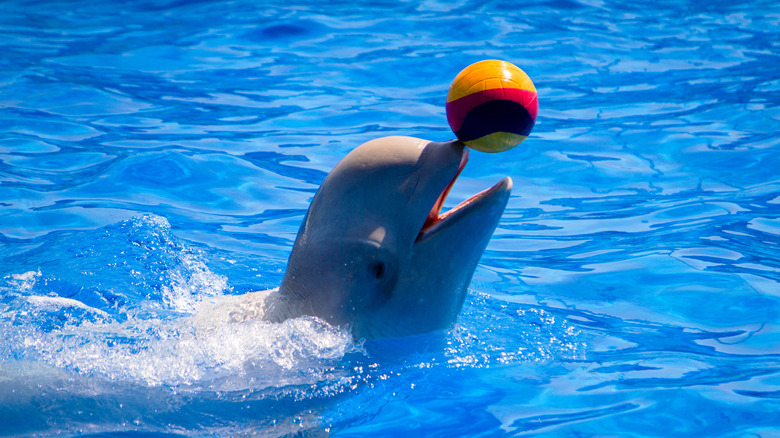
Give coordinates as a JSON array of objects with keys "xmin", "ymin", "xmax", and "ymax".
[{"xmin": 274, "ymin": 136, "xmax": 512, "ymax": 339}]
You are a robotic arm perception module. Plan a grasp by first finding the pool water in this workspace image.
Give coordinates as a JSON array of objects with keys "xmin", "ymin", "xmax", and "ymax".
[{"xmin": 2, "ymin": 0, "xmax": 779, "ymax": 436}]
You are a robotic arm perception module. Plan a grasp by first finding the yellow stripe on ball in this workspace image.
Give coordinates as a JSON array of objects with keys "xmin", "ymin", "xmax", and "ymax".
[{"xmin": 464, "ymin": 132, "xmax": 528, "ymax": 153}]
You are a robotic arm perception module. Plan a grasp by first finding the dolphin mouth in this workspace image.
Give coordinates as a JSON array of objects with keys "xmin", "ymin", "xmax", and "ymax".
[
  {"xmin": 417, "ymin": 147, "xmax": 510, "ymax": 243},
  {"xmin": 421, "ymin": 147, "xmax": 470, "ymax": 232}
]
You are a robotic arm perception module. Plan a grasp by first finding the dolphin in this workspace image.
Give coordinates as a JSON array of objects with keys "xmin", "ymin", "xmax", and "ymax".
[{"xmin": 257, "ymin": 136, "xmax": 512, "ymax": 340}]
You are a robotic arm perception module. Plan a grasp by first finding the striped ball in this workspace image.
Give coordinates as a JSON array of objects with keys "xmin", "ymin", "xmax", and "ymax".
[{"xmin": 446, "ymin": 60, "xmax": 538, "ymax": 153}]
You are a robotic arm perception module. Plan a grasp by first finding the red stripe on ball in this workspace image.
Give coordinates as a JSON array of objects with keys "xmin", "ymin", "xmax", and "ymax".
[{"xmin": 446, "ymin": 87, "xmax": 538, "ymax": 134}]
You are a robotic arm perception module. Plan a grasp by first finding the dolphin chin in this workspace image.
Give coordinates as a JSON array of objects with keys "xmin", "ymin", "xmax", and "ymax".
[{"xmin": 268, "ymin": 136, "xmax": 512, "ymax": 340}]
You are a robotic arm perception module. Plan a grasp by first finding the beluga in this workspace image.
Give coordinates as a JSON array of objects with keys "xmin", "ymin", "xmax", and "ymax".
[{"xmin": 250, "ymin": 136, "xmax": 512, "ymax": 340}]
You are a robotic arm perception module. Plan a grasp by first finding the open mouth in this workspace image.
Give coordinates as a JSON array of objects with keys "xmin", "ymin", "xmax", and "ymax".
[{"xmin": 417, "ymin": 147, "xmax": 509, "ymax": 241}]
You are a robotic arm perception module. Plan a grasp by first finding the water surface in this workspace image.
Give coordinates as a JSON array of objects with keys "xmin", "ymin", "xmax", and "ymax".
[{"xmin": 1, "ymin": 0, "xmax": 779, "ymax": 436}]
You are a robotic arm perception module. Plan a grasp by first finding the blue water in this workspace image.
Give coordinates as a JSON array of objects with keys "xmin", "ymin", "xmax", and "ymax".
[{"xmin": 1, "ymin": 0, "xmax": 779, "ymax": 436}]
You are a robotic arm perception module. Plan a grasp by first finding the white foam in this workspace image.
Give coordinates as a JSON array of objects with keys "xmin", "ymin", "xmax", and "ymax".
[
  {"xmin": 26, "ymin": 295, "xmax": 111, "ymax": 319},
  {"xmin": 160, "ymin": 251, "xmax": 231, "ymax": 313},
  {"xmin": 4, "ymin": 270, "xmax": 41, "ymax": 293},
  {"xmin": 17, "ymin": 291, "xmax": 356, "ymax": 389}
]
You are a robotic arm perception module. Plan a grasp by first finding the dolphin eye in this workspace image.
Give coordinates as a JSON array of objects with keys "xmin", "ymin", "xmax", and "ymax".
[{"xmin": 370, "ymin": 261, "xmax": 387, "ymax": 280}]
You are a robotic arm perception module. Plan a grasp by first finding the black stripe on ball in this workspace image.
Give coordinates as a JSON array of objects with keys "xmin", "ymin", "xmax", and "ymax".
[{"xmin": 455, "ymin": 99, "xmax": 535, "ymax": 142}]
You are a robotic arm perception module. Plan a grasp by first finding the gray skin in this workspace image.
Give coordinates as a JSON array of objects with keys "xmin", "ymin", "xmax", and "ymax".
[{"xmin": 263, "ymin": 136, "xmax": 512, "ymax": 340}]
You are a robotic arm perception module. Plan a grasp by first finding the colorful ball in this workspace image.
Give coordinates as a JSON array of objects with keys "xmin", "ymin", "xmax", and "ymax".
[{"xmin": 446, "ymin": 60, "xmax": 538, "ymax": 153}]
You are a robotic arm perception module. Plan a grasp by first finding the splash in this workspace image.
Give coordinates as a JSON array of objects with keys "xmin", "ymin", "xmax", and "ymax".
[
  {"xmin": 0, "ymin": 215, "xmax": 357, "ymax": 390},
  {"xmin": 11, "ymin": 308, "xmax": 355, "ymax": 388}
]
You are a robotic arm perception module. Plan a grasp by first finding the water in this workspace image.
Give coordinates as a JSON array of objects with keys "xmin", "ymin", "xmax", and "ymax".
[{"xmin": 1, "ymin": 0, "xmax": 779, "ymax": 436}]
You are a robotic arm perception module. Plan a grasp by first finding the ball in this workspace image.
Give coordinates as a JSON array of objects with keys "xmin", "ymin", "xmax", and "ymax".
[{"xmin": 446, "ymin": 60, "xmax": 538, "ymax": 153}]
